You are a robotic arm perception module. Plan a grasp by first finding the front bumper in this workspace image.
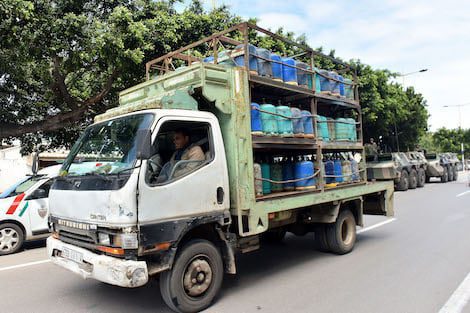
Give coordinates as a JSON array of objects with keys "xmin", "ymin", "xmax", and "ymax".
[{"xmin": 47, "ymin": 236, "xmax": 148, "ymax": 288}]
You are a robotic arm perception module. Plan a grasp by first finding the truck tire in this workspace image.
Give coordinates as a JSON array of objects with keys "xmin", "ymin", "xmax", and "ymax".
[
  {"xmin": 325, "ymin": 210, "xmax": 356, "ymax": 255},
  {"xmin": 417, "ymin": 168, "xmax": 426, "ymax": 187},
  {"xmin": 0, "ymin": 223, "xmax": 24, "ymax": 255},
  {"xmin": 408, "ymin": 169, "xmax": 418, "ymax": 189},
  {"xmin": 448, "ymin": 166, "xmax": 454, "ymax": 182},
  {"xmin": 160, "ymin": 239, "xmax": 223, "ymax": 313},
  {"xmin": 396, "ymin": 170, "xmax": 409, "ymax": 191},
  {"xmin": 440, "ymin": 167, "xmax": 448, "ymax": 183},
  {"xmin": 314, "ymin": 224, "xmax": 330, "ymax": 252}
]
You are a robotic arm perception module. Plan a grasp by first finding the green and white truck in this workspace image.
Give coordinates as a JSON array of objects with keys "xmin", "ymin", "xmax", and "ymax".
[{"xmin": 47, "ymin": 23, "xmax": 394, "ymax": 313}]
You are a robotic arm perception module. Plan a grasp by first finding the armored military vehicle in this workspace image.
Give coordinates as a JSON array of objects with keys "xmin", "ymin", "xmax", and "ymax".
[{"xmin": 366, "ymin": 152, "xmax": 418, "ymax": 191}]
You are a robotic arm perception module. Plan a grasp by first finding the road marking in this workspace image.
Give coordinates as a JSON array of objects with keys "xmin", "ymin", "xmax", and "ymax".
[
  {"xmin": 456, "ymin": 190, "xmax": 470, "ymax": 198},
  {"xmin": 357, "ymin": 218, "xmax": 396, "ymax": 234},
  {"xmin": 0, "ymin": 259, "xmax": 50, "ymax": 272},
  {"xmin": 439, "ymin": 271, "xmax": 470, "ymax": 313}
]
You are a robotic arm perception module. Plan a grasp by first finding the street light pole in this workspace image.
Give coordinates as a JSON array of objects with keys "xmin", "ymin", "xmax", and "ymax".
[
  {"xmin": 443, "ymin": 102, "xmax": 470, "ymax": 169},
  {"xmin": 393, "ymin": 68, "xmax": 428, "ymax": 152}
]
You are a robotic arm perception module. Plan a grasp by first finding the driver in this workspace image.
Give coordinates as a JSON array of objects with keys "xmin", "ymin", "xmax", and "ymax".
[{"xmin": 157, "ymin": 128, "xmax": 205, "ymax": 182}]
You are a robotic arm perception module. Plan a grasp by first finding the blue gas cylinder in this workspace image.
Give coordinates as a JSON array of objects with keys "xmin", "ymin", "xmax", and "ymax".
[
  {"xmin": 324, "ymin": 159, "xmax": 335, "ymax": 184},
  {"xmin": 256, "ymin": 48, "xmax": 273, "ymax": 77},
  {"xmin": 291, "ymin": 107, "xmax": 304, "ymax": 136},
  {"xmin": 346, "ymin": 118, "xmax": 357, "ymax": 141},
  {"xmin": 327, "ymin": 117, "xmax": 336, "ymax": 141},
  {"xmin": 313, "ymin": 67, "xmax": 322, "ymax": 93},
  {"xmin": 282, "ymin": 57, "xmax": 297, "ymax": 85},
  {"xmin": 203, "ymin": 56, "xmax": 214, "ymax": 63},
  {"xmin": 276, "ymin": 105, "xmax": 293, "ymax": 137},
  {"xmin": 335, "ymin": 118, "xmax": 348, "ymax": 140},
  {"xmin": 233, "ymin": 44, "xmax": 258, "ymax": 74},
  {"xmin": 316, "ymin": 115, "xmax": 329, "ymax": 141},
  {"xmin": 295, "ymin": 160, "xmax": 315, "ymax": 190},
  {"xmin": 250, "ymin": 103, "xmax": 263, "ymax": 135},
  {"xmin": 282, "ymin": 160, "xmax": 295, "ymax": 191},
  {"xmin": 261, "ymin": 163, "xmax": 271, "ymax": 194},
  {"xmin": 271, "ymin": 162, "xmax": 283, "ymax": 193},
  {"xmin": 296, "ymin": 61, "xmax": 309, "ymax": 87},
  {"xmin": 344, "ymin": 78, "xmax": 354, "ymax": 99},
  {"xmin": 351, "ymin": 158, "xmax": 360, "ymax": 181},
  {"xmin": 260, "ymin": 104, "xmax": 278, "ymax": 136},
  {"xmin": 338, "ymin": 75, "xmax": 345, "ymax": 96},
  {"xmin": 319, "ymin": 69, "xmax": 330, "ymax": 93},
  {"xmin": 330, "ymin": 71, "xmax": 340, "ymax": 95},
  {"xmin": 334, "ymin": 159, "xmax": 343, "ymax": 183},
  {"xmin": 270, "ymin": 53, "xmax": 283, "ymax": 81},
  {"xmin": 301, "ymin": 110, "xmax": 314, "ymax": 138}
]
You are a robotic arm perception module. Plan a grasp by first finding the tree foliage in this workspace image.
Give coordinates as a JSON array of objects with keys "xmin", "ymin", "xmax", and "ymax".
[{"xmin": 1, "ymin": 0, "xmax": 428, "ymax": 153}]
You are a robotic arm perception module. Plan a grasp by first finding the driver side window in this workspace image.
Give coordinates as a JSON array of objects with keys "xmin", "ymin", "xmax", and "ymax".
[{"xmin": 146, "ymin": 120, "xmax": 214, "ymax": 186}]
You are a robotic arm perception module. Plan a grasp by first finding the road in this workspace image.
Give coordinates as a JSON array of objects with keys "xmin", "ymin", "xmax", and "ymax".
[{"xmin": 1, "ymin": 174, "xmax": 470, "ymax": 313}]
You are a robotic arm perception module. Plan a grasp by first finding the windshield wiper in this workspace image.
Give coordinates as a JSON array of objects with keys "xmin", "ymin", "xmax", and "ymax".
[
  {"xmin": 116, "ymin": 165, "xmax": 141, "ymax": 178},
  {"xmin": 83, "ymin": 172, "xmax": 112, "ymax": 181}
]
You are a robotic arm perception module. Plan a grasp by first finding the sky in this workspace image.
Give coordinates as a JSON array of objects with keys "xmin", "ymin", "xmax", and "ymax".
[{"xmin": 182, "ymin": 0, "xmax": 470, "ymax": 131}]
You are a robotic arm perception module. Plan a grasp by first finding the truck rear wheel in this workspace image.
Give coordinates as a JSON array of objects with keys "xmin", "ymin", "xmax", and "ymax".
[
  {"xmin": 408, "ymin": 169, "xmax": 418, "ymax": 189},
  {"xmin": 325, "ymin": 210, "xmax": 356, "ymax": 255},
  {"xmin": 314, "ymin": 224, "xmax": 330, "ymax": 252},
  {"xmin": 417, "ymin": 168, "xmax": 426, "ymax": 187},
  {"xmin": 0, "ymin": 223, "xmax": 24, "ymax": 255},
  {"xmin": 396, "ymin": 170, "xmax": 409, "ymax": 191},
  {"xmin": 159, "ymin": 239, "xmax": 223, "ymax": 313}
]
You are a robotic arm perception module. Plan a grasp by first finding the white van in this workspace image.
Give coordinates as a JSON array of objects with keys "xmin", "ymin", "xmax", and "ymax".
[{"xmin": 0, "ymin": 165, "xmax": 61, "ymax": 255}]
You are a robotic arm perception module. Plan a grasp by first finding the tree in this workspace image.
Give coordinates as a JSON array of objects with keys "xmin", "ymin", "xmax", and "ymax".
[{"xmin": 0, "ymin": 0, "xmax": 241, "ymax": 153}]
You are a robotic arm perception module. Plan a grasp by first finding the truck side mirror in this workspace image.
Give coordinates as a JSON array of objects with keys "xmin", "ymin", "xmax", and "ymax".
[{"xmin": 136, "ymin": 128, "xmax": 153, "ymax": 160}]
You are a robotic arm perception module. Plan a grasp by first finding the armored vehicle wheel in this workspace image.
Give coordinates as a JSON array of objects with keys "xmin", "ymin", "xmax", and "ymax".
[
  {"xmin": 425, "ymin": 175, "xmax": 431, "ymax": 183},
  {"xmin": 160, "ymin": 239, "xmax": 223, "ymax": 313},
  {"xmin": 441, "ymin": 167, "xmax": 448, "ymax": 183},
  {"xmin": 448, "ymin": 166, "xmax": 454, "ymax": 181},
  {"xmin": 396, "ymin": 170, "xmax": 409, "ymax": 191},
  {"xmin": 453, "ymin": 167, "xmax": 458, "ymax": 181},
  {"xmin": 408, "ymin": 169, "xmax": 418, "ymax": 189},
  {"xmin": 325, "ymin": 210, "xmax": 356, "ymax": 255},
  {"xmin": 0, "ymin": 223, "xmax": 24, "ymax": 255},
  {"xmin": 417, "ymin": 168, "xmax": 426, "ymax": 187}
]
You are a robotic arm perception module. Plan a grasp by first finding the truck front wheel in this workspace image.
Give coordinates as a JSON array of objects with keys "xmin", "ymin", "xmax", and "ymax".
[
  {"xmin": 325, "ymin": 210, "xmax": 356, "ymax": 255},
  {"xmin": 160, "ymin": 239, "xmax": 223, "ymax": 313}
]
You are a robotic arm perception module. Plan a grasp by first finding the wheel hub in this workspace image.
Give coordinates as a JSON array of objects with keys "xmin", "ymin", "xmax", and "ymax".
[
  {"xmin": 183, "ymin": 258, "xmax": 212, "ymax": 297},
  {"xmin": 0, "ymin": 228, "xmax": 19, "ymax": 252}
]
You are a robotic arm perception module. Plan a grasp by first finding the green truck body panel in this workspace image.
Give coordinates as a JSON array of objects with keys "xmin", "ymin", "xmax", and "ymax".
[{"xmin": 98, "ymin": 63, "xmax": 394, "ymax": 237}]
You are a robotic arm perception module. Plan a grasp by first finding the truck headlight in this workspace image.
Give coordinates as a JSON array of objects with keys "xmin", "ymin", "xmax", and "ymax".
[
  {"xmin": 114, "ymin": 233, "xmax": 138, "ymax": 249},
  {"xmin": 98, "ymin": 233, "xmax": 111, "ymax": 246}
]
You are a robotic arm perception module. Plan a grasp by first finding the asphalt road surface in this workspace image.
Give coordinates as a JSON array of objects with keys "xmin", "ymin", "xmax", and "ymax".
[{"xmin": 1, "ymin": 174, "xmax": 470, "ymax": 313}]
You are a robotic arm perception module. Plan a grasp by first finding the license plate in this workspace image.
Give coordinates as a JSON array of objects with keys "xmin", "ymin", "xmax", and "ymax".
[{"xmin": 62, "ymin": 247, "xmax": 83, "ymax": 263}]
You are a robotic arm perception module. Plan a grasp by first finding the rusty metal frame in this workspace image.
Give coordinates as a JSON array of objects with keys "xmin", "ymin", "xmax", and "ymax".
[{"xmin": 145, "ymin": 22, "xmax": 357, "ymax": 99}]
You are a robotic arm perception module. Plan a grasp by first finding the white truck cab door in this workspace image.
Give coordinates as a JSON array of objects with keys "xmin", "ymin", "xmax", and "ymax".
[
  {"xmin": 137, "ymin": 115, "xmax": 229, "ymax": 224},
  {"xmin": 26, "ymin": 179, "xmax": 53, "ymax": 235}
]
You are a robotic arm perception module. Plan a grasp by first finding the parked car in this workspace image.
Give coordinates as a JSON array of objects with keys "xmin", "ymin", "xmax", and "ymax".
[{"xmin": 0, "ymin": 165, "xmax": 61, "ymax": 255}]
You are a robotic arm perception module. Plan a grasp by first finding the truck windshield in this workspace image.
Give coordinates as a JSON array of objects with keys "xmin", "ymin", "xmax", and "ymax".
[{"xmin": 61, "ymin": 113, "xmax": 154, "ymax": 176}]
